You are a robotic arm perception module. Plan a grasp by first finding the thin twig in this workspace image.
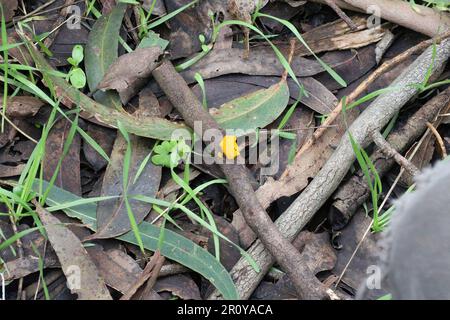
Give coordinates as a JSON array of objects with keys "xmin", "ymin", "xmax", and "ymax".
[
  {"xmin": 284, "ymin": 30, "xmax": 450, "ymax": 175},
  {"xmin": 324, "ymin": 0, "xmax": 358, "ymax": 30},
  {"xmin": 372, "ymin": 130, "xmax": 420, "ymax": 176},
  {"xmin": 426, "ymin": 121, "xmax": 448, "ymax": 159}
]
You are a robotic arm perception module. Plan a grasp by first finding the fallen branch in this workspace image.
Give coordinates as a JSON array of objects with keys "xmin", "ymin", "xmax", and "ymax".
[
  {"xmin": 331, "ymin": 87, "xmax": 450, "ymax": 230},
  {"xmin": 152, "ymin": 60, "xmax": 326, "ymax": 299},
  {"xmin": 232, "ymin": 31, "xmax": 450, "ymax": 248},
  {"xmin": 309, "ymin": 0, "xmax": 450, "ymax": 37},
  {"xmin": 209, "ymin": 38, "xmax": 450, "ymax": 300}
]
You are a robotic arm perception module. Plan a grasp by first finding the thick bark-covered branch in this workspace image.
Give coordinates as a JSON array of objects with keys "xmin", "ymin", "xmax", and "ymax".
[
  {"xmin": 309, "ymin": 0, "xmax": 450, "ymax": 37},
  {"xmin": 331, "ymin": 87, "xmax": 450, "ymax": 230},
  {"xmin": 209, "ymin": 38, "xmax": 450, "ymax": 300}
]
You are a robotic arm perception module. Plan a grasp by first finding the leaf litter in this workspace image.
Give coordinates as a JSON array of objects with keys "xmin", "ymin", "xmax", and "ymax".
[{"xmin": 1, "ymin": 0, "xmax": 449, "ymax": 302}]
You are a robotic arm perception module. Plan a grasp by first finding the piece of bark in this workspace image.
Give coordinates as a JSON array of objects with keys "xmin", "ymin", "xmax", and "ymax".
[{"xmin": 208, "ymin": 38, "xmax": 450, "ymax": 300}]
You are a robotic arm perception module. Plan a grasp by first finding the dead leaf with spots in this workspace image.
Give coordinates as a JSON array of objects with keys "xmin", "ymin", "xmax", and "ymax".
[
  {"xmin": 3, "ymin": 96, "xmax": 44, "ymax": 118},
  {"xmin": 97, "ymin": 47, "xmax": 163, "ymax": 104},
  {"xmin": 33, "ymin": 201, "xmax": 112, "ymax": 300}
]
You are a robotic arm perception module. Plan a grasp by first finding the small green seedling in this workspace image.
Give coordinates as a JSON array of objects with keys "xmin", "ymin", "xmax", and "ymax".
[
  {"xmin": 67, "ymin": 45, "xmax": 86, "ymax": 89},
  {"xmin": 152, "ymin": 139, "xmax": 191, "ymax": 168}
]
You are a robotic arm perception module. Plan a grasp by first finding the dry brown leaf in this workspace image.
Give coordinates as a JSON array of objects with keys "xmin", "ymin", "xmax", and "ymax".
[
  {"xmin": 97, "ymin": 47, "xmax": 163, "ymax": 104},
  {"xmin": 88, "ymin": 247, "xmax": 142, "ymax": 294},
  {"xmin": 3, "ymin": 96, "xmax": 44, "ymax": 118},
  {"xmin": 34, "ymin": 202, "xmax": 112, "ymax": 300},
  {"xmin": 43, "ymin": 118, "xmax": 81, "ymax": 196}
]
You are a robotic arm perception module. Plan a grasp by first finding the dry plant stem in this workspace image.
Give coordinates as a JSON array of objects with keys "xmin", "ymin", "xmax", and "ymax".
[
  {"xmin": 152, "ymin": 60, "xmax": 326, "ymax": 300},
  {"xmin": 426, "ymin": 121, "xmax": 448, "ymax": 158},
  {"xmin": 308, "ymin": 0, "xmax": 450, "ymax": 37},
  {"xmin": 209, "ymin": 38, "xmax": 450, "ymax": 300},
  {"xmin": 324, "ymin": 0, "xmax": 358, "ymax": 30},
  {"xmin": 43, "ymin": 0, "xmax": 75, "ymax": 48},
  {"xmin": 140, "ymin": 256, "xmax": 165, "ymax": 299},
  {"xmin": 372, "ymin": 131, "xmax": 419, "ymax": 176},
  {"xmin": 124, "ymin": 11, "xmax": 140, "ymax": 46},
  {"xmin": 331, "ymin": 88, "xmax": 450, "ymax": 229}
]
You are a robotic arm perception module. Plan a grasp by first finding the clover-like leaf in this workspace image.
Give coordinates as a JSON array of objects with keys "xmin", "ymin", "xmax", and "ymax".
[
  {"xmin": 152, "ymin": 139, "xmax": 191, "ymax": 168},
  {"xmin": 69, "ymin": 68, "xmax": 86, "ymax": 89},
  {"xmin": 69, "ymin": 45, "xmax": 84, "ymax": 67}
]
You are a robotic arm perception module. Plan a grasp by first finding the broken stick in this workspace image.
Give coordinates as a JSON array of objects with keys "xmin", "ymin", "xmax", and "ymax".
[
  {"xmin": 330, "ymin": 87, "xmax": 450, "ymax": 230},
  {"xmin": 152, "ymin": 60, "xmax": 326, "ymax": 300}
]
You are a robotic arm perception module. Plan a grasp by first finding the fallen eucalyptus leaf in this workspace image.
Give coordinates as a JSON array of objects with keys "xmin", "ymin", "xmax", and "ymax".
[
  {"xmin": 85, "ymin": 2, "xmax": 126, "ymax": 109},
  {"xmin": 211, "ymin": 79, "xmax": 289, "ymax": 129},
  {"xmin": 33, "ymin": 201, "xmax": 112, "ymax": 300},
  {"xmin": 93, "ymin": 136, "xmax": 161, "ymax": 239}
]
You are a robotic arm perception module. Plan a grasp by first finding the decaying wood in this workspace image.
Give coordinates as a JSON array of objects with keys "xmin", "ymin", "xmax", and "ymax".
[
  {"xmin": 209, "ymin": 38, "xmax": 450, "ymax": 300},
  {"xmin": 309, "ymin": 0, "xmax": 450, "ymax": 37},
  {"xmin": 331, "ymin": 88, "xmax": 450, "ymax": 230},
  {"xmin": 152, "ymin": 60, "xmax": 327, "ymax": 300},
  {"xmin": 294, "ymin": 24, "xmax": 388, "ymax": 56}
]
